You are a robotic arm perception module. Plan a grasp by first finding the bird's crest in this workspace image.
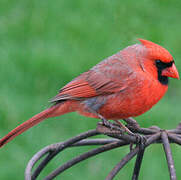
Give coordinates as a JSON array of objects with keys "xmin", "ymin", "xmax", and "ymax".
[{"xmin": 138, "ymin": 39, "xmax": 173, "ymax": 63}]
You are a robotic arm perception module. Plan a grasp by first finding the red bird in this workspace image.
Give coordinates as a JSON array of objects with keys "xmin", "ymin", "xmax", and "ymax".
[{"xmin": 0, "ymin": 39, "xmax": 179, "ymax": 148}]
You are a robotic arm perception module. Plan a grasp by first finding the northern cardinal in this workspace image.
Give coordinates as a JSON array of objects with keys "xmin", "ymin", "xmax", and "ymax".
[{"xmin": 0, "ymin": 39, "xmax": 179, "ymax": 148}]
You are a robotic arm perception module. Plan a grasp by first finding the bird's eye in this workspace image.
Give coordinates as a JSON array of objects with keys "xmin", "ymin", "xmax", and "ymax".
[
  {"xmin": 156, "ymin": 60, "xmax": 162, "ymax": 65},
  {"xmin": 155, "ymin": 60, "xmax": 164, "ymax": 68}
]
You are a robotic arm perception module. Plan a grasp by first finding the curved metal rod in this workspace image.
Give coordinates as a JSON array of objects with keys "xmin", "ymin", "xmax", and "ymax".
[
  {"xmin": 161, "ymin": 131, "xmax": 176, "ymax": 180},
  {"xmin": 71, "ymin": 138, "xmax": 120, "ymax": 146},
  {"xmin": 168, "ymin": 133, "xmax": 181, "ymax": 145},
  {"xmin": 132, "ymin": 146, "xmax": 145, "ymax": 180},
  {"xmin": 25, "ymin": 121, "xmax": 181, "ymax": 180},
  {"xmin": 105, "ymin": 146, "xmax": 139, "ymax": 180},
  {"xmin": 124, "ymin": 118, "xmax": 159, "ymax": 135},
  {"xmin": 43, "ymin": 141, "xmax": 129, "ymax": 180},
  {"xmin": 105, "ymin": 133, "xmax": 161, "ymax": 180},
  {"xmin": 167, "ymin": 122, "xmax": 181, "ymax": 134},
  {"xmin": 25, "ymin": 129, "xmax": 100, "ymax": 180}
]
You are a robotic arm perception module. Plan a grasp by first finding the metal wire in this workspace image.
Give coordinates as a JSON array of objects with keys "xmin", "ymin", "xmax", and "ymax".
[{"xmin": 25, "ymin": 121, "xmax": 181, "ymax": 180}]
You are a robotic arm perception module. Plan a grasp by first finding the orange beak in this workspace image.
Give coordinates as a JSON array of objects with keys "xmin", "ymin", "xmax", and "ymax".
[{"xmin": 161, "ymin": 63, "xmax": 179, "ymax": 79}]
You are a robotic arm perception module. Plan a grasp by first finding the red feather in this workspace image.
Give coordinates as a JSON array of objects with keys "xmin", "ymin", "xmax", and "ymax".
[{"xmin": 0, "ymin": 39, "xmax": 179, "ymax": 148}]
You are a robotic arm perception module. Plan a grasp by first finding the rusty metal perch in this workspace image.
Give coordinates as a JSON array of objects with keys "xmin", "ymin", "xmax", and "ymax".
[{"xmin": 25, "ymin": 118, "xmax": 181, "ymax": 180}]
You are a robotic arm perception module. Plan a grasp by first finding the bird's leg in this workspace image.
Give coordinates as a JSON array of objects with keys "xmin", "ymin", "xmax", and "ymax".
[
  {"xmin": 119, "ymin": 118, "xmax": 146, "ymax": 148},
  {"xmin": 114, "ymin": 120, "xmax": 135, "ymax": 135},
  {"xmin": 97, "ymin": 114, "xmax": 116, "ymax": 130},
  {"xmin": 85, "ymin": 104, "xmax": 125, "ymax": 132},
  {"xmin": 95, "ymin": 113, "xmax": 125, "ymax": 133}
]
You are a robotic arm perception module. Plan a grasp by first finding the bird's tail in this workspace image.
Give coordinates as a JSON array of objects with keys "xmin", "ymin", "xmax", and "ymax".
[{"xmin": 0, "ymin": 101, "xmax": 75, "ymax": 148}]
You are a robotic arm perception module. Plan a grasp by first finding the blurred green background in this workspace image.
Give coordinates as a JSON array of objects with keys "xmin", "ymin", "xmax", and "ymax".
[{"xmin": 0, "ymin": 0, "xmax": 181, "ymax": 179}]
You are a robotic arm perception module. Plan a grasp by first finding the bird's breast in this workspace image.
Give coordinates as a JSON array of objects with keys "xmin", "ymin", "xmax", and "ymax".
[{"xmin": 98, "ymin": 78, "xmax": 168, "ymax": 119}]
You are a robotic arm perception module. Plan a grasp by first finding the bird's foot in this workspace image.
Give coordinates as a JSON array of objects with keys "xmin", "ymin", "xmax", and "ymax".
[
  {"xmin": 113, "ymin": 120, "xmax": 147, "ymax": 146},
  {"xmin": 98, "ymin": 116, "xmax": 124, "ymax": 133},
  {"xmin": 101, "ymin": 118, "xmax": 119, "ymax": 131},
  {"xmin": 114, "ymin": 119, "xmax": 134, "ymax": 135}
]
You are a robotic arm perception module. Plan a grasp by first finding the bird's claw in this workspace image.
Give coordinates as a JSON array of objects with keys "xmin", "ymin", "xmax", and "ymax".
[
  {"xmin": 102, "ymin": 119, "xmax": 113, "ymax": 129},
  {"xmin": 101, "ymin": 117, "xmax": 147, "ymax": 149},
  {"xmin": 104, "ymin": 121, "xmax": 117, "ymax": 131},
  {"xmin": 101, "ymin": 118, "xmax": 124, "ymax": 132}
]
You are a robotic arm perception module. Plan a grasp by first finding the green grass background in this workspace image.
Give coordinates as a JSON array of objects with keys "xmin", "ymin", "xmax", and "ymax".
[{"xmin": 0, "ymin": 0, "xmax": 181, "ymax": 179}]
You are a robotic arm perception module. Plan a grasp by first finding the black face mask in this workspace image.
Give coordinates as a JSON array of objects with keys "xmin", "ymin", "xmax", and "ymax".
[{"xmin": 155, "ymin": 60, "xmax": 174, "ymax": 85}]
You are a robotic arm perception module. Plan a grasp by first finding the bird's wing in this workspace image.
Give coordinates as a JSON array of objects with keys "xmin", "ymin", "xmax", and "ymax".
[{"xmin": 50, "ymin": 57, "xmax": 133, "ymax": 103}]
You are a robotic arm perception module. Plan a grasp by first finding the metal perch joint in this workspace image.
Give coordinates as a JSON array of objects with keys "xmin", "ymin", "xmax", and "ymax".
[{"xmin": 25, "ymin": 118, "xmax": 181, "ymax": 180}]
